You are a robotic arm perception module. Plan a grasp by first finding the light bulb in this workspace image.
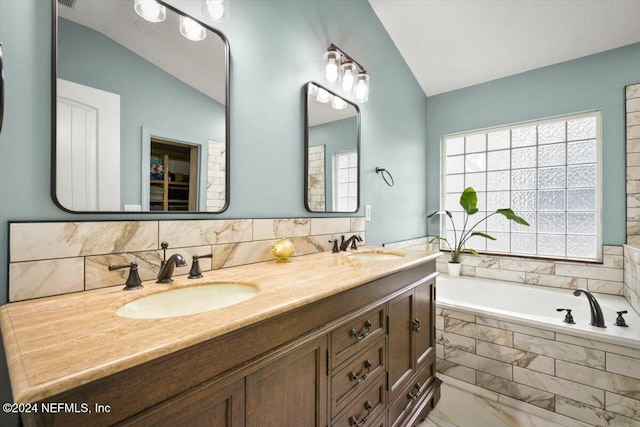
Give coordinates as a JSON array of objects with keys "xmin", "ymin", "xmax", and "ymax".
[
  {"xmin": 134, "ymin": 0, "xmax": 166, "ymax": 23},
  {"xmin": 317, "ymin": 88, "xmax": 332, "ymax": 103},
  {"xmin": 341, "ymin": 62, "xmax": 357, "ymax": 93},
  {"xmin": 323, "ymin": 50, "xmax": 341, "ymax": 84},
  {"xmin": 180, "ymin": 16, "xmax": 206, "ymax": 41},
  {"xmin": 354, "ymin": 73, "xmax": 369, "ymax": 103},
  {"xmin": 332, "ymin": 96, "xmax": 347, "ymax": 110},
  {"xmin": 203, "ymin": 0, "xmax": 228, "ymax": 22}
]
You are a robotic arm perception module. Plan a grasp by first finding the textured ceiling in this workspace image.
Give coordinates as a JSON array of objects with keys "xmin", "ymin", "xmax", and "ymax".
[{"xmin": 369, "ymin": 0, "xmax": 640, "ymax": 96}]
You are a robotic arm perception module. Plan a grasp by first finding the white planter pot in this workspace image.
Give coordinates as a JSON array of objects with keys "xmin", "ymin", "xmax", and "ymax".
[{"xmin": 447, "ymin": 262, "xmax": 461, "ymax": 277}]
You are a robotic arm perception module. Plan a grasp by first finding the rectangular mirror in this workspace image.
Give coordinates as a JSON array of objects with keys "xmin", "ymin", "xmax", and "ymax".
[
  {"xmin": 52, "ymin": 0, "xmax": 229, "ymax": 212},
  {"xmin": 304, "ymin": 82, "xmax": 360, "ymax": 213}
]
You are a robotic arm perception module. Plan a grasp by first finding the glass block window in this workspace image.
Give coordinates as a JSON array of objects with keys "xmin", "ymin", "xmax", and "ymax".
[
  {"xmin": 334, "ymin": 150, "xmax": 358, "ymax": 211},
  {"xmin": 441, "ymin": 112, "xmax": 601, "ymax": 261}
]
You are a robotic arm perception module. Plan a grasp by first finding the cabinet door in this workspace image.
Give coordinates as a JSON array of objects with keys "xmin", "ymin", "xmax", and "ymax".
[
  {"xmin": 387, "ymin": 288, "xmax": 415, "ymax": 403},
  {"xmin": 414, "ymin": 278, "xmax": 435, "ymax": 367},
  {"xmin": 388, "ymin": 276, "xmax": 436, "ymax": 404},
  {"xmin": 246, "ymin": 335, "xmax": 328, "ymax": 427},
  {"xmin": 121, "ymin": 376, "xmax": 245, "ymax": 427}
]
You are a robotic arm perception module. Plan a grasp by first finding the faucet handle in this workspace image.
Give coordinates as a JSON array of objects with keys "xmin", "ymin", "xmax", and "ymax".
[
  {"xmin": 615, "ymin": 310, "xmax": 629, "ymax": 327},
  {"xmin": 556, "ymin": 308, "xmax": 575, "ymax": 324},
  {"xmin": 329, "ymin": 239, "xmax": 339, "ymax": 253},
  {"xmin": 350, "ymin": 235, "xmax": 362, "ymax": 250},
  {"xmin": 188, "ymin": 253, "xmax": 213, "ymax": 279},
  {"xmin": 108, "ymin": 262, "xmax": 143, "ymax": 291}
]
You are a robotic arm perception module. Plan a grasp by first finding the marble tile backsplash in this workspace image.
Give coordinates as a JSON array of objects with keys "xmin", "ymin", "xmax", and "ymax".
[
  {"xmin": 626, "ymin": 83, "xmax": 640, "ymax": 246},
  {"xmin": 9, "ymin": 217, "xmax": 365, "ymax": 302},
  {"xmin": 435, "ymin": 307, "xmax": 640, "ymax": 427},
  {"xmin": 623, "ymin": 245, "xmax": 640, "ymax": 316}
]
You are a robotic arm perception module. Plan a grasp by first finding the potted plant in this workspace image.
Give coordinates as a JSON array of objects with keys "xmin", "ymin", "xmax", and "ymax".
[{"xmin": 428, "ymin": 187, "xmax": 530, "ymax": 277}]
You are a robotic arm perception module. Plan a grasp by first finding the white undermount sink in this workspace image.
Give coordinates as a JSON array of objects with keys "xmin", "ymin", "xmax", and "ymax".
[
  {"xmin": 347, "ymin": 251, "xmax": 404, "ymax": 261},
  {"xmin": 116, "ymin": 283, "xmax": 259, "ymax": 319}
]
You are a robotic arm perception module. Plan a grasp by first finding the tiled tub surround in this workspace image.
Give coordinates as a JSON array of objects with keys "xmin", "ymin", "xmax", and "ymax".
[
  {"xmin": 384, "ymin": 237, "xmax": 625, "ymax": 295},
  {"xmin": 435, "ymin": 304, "xmax": 640, "ymax": 427},
  {"xmin": 626, "ymin": 83, "xmax": 640, "ymax": 246},
  {"xmin": 8, "ymin": 217, "xmax": 365, "ymax": 302},
  {"xmin": 624, "ymin": 245, "xmax": 640, "ymax": 316}
]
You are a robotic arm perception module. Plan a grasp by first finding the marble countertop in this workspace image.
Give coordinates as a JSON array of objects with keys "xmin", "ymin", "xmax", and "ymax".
[{"xmin": 0, "ymin": 247, "xmax": 440, "ymax": 404}]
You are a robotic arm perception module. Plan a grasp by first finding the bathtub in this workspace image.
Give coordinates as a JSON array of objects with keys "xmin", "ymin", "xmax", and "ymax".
[{"xmin": 436, "ymin": 275, "xmax": 640, "ymax": 349}]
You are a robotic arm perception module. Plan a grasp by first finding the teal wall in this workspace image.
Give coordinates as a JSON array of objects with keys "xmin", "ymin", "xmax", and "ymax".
[
  {"xmin": 58, "ymin": 18, "xmax": 226, "ymax": 208},
  {"xmin": 0, "ymin": 1, "xmax": 427, "ymax": 420},
  {"xmin": 426, "ymin": 42, "xmax": 640, "ymax": 244},
  {"xmin": 310, "ymin": 116, "xmax": 359, "ymax": 209}
]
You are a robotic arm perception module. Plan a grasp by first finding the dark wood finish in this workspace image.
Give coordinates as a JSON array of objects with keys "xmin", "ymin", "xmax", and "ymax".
[
  {"xmin": 22, "ymin": 259, "xmax": 439, "ymax": 427},
  {"xmin": 388, "ymin": 360, "xmax": 436, "ymax": 427},
  {"xmin": 245, "ymin": 335, "xmax": 327, "ymax": 427},
  {"xmin": 331, "ymin": 304, "xmax": 385, "ymax": 368},
  {"xmin": 331, "ymin": 336, "xmax": 386, "ymax": 415},
  {"xmin": 120, "ymin": 375, "xmax": 245, "ymax": 427},
  {"xmin": 388, "ymin": 287, "xmax": 415, "ymax": 404},
  {"xmin": 415, "ymin": 278, "xmax": 435, "ymax": 366},
  {"xmin": 331, "ymin": 372, "xmax": 386, "ymax": 427}
]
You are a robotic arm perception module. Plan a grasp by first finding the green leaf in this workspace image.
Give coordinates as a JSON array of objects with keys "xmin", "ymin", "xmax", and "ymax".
[
  {"xmin": 428, "ymin": 236, "xmax": 448, "ymax": 244},
  {"xmin": 496, "ymin": 208, "xmax": 530, "ymax": 226},
  {"xmin": 464, "ymin": 248, "xmax": 480, "ymax": 256},
  {"xmin": 471, "ymin": 232, "xmax": 496, "ymax": 241},
  {"xmin": 459, "ymin": 187, "xmax": 478, "ymax": 215},
  {"xmin": 427, "ymin": 210, "xmax": 452, "ymax": 219}
]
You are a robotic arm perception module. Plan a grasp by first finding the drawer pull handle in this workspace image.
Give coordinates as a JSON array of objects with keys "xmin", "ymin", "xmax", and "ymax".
[
  {"xmin": 348, "ymin": 360, "xmax": 373, "ymax": 383},
  {"xmin": 404, "ymin": 382, "xmax": 423, "ymax": 410},
  {"xmin": 348, "ymin": 401, "xmax": 373, "ymax": 426},
  {"xmin": 350, "ymin": 320, "xmax": 373, "ymax": 341},
  {"xmin": 412, "ymin": 319, "xmax": 421, "ymax": 332}
]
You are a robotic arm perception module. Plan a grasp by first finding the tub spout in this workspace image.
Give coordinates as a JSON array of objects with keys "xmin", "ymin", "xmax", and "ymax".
[{"xmin": 573, "ymin": 288, "xmax": 606, "ymax": 328}]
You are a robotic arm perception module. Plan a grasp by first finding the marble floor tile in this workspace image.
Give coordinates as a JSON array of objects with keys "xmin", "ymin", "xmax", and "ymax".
[{"xmin": 418, "ymin": 383, "xmax": 567, "ymax": 427}]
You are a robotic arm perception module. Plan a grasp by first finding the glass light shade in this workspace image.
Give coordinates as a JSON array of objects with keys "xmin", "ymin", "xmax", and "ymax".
[
  {"xmin": 180, "ymin": 16, "xmax": 206, "ymax": 41},
  {"xmin": 203, "ymin": 0, "xmax": 229, "ymax": 22},
  {"xmin": 354, "ymin": 73, "xmax": 369, "ymax": 103},
  {"xmin": 331, "ymin": 96, "xmax": 347, "ymax": 110},
  {"xmin": 341, "ymin": 62, "xmax": 357, "ymax": 93},
  {"xmin": 134, "ymin": 0, "xmax": 166, "ymax": 23},
  {"xmin": 323, "ymin": 50, "xmax": 341, "ymax": 84},
  {"xmin": 316, "ymin": 88, "xmax": 332, "ymax": 103}
]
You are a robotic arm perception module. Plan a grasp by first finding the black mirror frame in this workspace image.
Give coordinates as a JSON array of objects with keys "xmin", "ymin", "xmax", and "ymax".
[
  {"xmin": 303, "ymin": 81, "xmax": 361, "ymax": 214},
  {"xmin": 50, "ymin": 0, "xmax": 230, "ymax": 214}
]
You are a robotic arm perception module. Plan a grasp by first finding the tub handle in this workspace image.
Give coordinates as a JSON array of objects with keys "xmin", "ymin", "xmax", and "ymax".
[
  {"xmin": 556, "ymin": 308, "xmax": 575, "ymax": 324},
  {"xmin": 615, "ymin": 311, "xmax": 628, "ymax": 327}
]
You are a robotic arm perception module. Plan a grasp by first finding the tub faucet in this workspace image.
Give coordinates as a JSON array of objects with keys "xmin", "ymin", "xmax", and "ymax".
[
  {"xmin": 340, "ymin": 234, "xmax": 363, "ymax": 251},
  {"xmin": 573, "ymin": 288, "xmax": 606, "ymax": 328}
]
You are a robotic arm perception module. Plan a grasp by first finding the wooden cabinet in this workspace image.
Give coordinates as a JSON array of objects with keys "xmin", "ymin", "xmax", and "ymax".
[
  {"xmin": 122, "ymin": 376, "xmax": 245, "ymax": 427},
  {"xmin": 23, "ymin": 260, "xmax": 440, "ymax": 427},
  {"xmin": 246, "ymin": 336, "xmax": 328, "ymax": 427},
  {"xmin": 387, "ymin": 275, "xmax": 439, "ymax": 426}
]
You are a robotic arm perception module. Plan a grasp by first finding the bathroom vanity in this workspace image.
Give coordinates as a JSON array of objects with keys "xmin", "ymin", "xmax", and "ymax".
[{"xmin": 1, "ymin": 249, "xmax": 440, "ymax": 426}]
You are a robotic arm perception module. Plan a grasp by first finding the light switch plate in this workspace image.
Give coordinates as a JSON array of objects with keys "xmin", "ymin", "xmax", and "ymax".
[{"xmin": 365, "ymin": 205, "xmax": 372, "ymax": 221}]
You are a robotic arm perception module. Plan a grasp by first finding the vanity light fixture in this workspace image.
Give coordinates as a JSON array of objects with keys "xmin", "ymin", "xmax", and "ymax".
[
  {"xmin": 202, "ymin": 0, "xmax": 229, "ymax": 22},
  {"xmin": 322, "ymin": 44, "xmax": 369, "ymax": 104},
  {"xmin": 331, "ymin": 96, "xmax": 347, "ymax": 110},
  {"xmin": 134, "ymin": 0, "xmax": 166, "ymax": 23},
  {"xmin": 179, "ymin": 15, "xmax": 206, "ymax": 41}
]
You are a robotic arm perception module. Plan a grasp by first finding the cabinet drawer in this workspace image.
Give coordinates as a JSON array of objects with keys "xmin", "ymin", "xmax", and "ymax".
[
  {"xmin": 388, "ymin": 361, "xmax": 435, "ymax": 427},
  {"xmin": 331, "ymin": 373, "xmax": 386, "ymax": 427},
  {"xmin": 331, "ymin": 305, "xmax": 385, "ymax": 368},
  {"xmin": 331, "ymin": 336, "xmax": 386, "ymax": 416}
]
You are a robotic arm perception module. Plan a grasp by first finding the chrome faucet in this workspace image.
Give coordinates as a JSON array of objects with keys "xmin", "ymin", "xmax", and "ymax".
[
  {"xmin": 573, "ymin": 288, "xmax": 606, "ymax": 328},
  {"xmin": 340, "ymin": 234, "xmax": 363, "ymax": 251},
  {"xmin": 157, "ymin": 241, "xmax": 187, "ymax": 283}
]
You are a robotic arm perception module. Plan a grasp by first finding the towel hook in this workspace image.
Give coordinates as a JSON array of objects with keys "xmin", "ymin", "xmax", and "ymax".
[{"xmin": 375, "ymin": 167, "xmax": 394, "ymax": 187}]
